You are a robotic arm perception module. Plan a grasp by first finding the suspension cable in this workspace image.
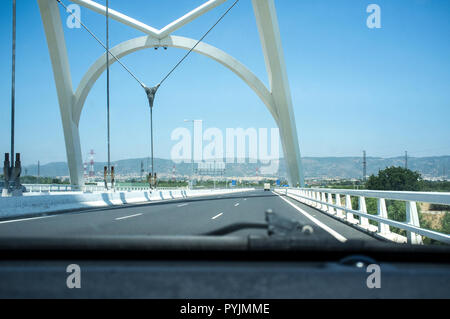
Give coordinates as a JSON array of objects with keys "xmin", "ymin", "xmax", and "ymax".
[
  {"xmin": 56, "ymin": 0, "xmax": 240, "ymax": 90},
  {"xmin": 55, "ymin": 0, "xmax": 146, "ymax": 88},
  {"xmin": 158, "ymin": 0, "xmax": 240, "ymax": 87},
  {"xmin": 56, "ymin": 0, "xmax": 240, "ymax": 190}
]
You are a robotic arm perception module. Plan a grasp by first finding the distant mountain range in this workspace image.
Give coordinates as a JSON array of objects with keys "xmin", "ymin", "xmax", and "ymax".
[{"xmin": 10, "ymin": 156, "xmax": 450, "ymax": 180}]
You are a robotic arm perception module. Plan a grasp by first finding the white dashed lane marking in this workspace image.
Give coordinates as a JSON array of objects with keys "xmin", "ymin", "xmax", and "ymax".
[
  {"xmin": 115, "ymin": 213, "xmax": 142, "ymax": 221},
  {"xmin": 211, "ymin": 213, "xmax": 223, "ymax": 220},
  {"xmin": 0, "ymin": 215, "xmax": 55, "ymax": 224}
]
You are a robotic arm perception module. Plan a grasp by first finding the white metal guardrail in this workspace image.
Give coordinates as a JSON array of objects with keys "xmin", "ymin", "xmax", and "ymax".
[
  {"xmin": 275, "ymin": 187, "xmax": 450, "ymax": 245},
  {"xmin": 21, "ymin": 184, "xmax": 246, "ymax": 194},
  {"xmin": 21, "ymin": 184, "xmax": 186, "ymax": 193},
  {"xmin": 23, "ymin": 184, "xmax": 81, "ymax": 193},
  {"xmin": 1, "ymin": 188, "xmax": 255, "ymax": 220}
]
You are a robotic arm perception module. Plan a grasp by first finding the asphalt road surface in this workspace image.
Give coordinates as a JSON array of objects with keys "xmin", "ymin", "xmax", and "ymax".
[{"xmin": 0, "ymin": 190, "xmax": 376, "ymax": 242}]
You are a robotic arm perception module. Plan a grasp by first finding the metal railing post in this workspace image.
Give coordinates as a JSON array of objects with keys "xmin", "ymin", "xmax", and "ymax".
[
  {"xmin": 327, "ymin": 193, "xmax": 335, "ymax": 215},
  {"xmin": 321, "ymin": 192, "xmax": 328, "ymax": 211},
  {"xmin": 313, "ymin": 191, "xmax": 318, "ymax": 208},
  {"xmin": 377, "ymin": 198, "xmax": 390, "ymax": 235},
  {"xmin": 359, "ymin": 196, "xmax": 370, "ymax": 229},
  {"xmin": 345, "ymin": 194, "xmax": 357, "ymax": 224},
  {"xmin": 406, "ymin": 201, "xmax": 423, "ymax": 244},
  {"xmin": 335, "ymin": 193, "xmax": 344, "ymax": 218}
]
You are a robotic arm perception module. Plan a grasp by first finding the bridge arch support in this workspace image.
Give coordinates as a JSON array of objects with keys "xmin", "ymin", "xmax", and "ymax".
[
  {"xmin": 38, "ymin": 0, "xmax": 304, "ymax": 187},
  {"xmin": 73, "ymin": 35, "xmax": 278, "ymax": 125}
]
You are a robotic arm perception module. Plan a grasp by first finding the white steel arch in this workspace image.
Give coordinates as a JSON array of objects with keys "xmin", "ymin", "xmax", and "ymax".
[
  {"xmin": 73, "ymin": 35, "xmax": 278, "ymax": 126},
  {"xmin": 37, "ymin": 0, "xmax": 305, "ymax": 187}
]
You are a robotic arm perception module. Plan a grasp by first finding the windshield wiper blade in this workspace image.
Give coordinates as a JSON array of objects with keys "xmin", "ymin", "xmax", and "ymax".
[{"xmin": 200, "ymin": 209, "xmax": 313, "ymax": 237}]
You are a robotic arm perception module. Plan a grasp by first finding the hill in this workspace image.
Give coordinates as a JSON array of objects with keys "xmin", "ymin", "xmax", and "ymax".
[{"xmin": 9, "ymin": 155, "xmax": 449, "ymax": 180}]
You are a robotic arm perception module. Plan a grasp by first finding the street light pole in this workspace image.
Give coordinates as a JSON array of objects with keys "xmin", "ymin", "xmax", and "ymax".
[
  {"xmin": 184, "ymin": 120, "xmax": 193, "ymax": 188},
  {"xmin": 184, "ymin": 119, "xmax": 202, "ymax": 189}
]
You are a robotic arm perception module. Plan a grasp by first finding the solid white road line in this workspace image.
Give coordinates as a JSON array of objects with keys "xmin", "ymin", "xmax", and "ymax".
[
  {"xmin": 211, "ymin": 213, "xmax": 223, "ymax": 220},
  {"xmin": 273, "ymin": 192, "xmax": 347, "ymax": 243},
  {"xmin": 177, "ymin": 203, "xmax": 188, "ymax": 207},
  {"xmin": 0, "ymin": 215, "xmax": 55, "ymax": 225},
  {"xmin": 115, "ymin": 213, "xmax": 143, "ymax": 221}
]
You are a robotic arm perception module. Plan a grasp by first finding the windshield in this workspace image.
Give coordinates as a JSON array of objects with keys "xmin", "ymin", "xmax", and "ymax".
[{"xmin": 0, "ymin": 0, "xmax": 449, "ymax": 250}]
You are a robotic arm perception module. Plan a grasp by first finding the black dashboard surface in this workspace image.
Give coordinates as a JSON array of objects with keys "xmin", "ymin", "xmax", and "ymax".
[
  {"xmin": 1, "ymin": 237, "xmax": 449, "ymax": 299},
  {"xmin": 1, "ymin": 258, "xmax": 450, "ymax": 298}
]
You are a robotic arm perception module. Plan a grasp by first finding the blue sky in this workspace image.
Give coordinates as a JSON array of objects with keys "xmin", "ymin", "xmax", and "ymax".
[{"xmin": 0, "ymin": 0, "xmax": 449, "ymax": 165}]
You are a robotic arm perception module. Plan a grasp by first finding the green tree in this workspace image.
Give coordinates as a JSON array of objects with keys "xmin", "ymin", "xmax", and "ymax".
[
  {"xmin": 441, "ymin": 212, "xmax": 450, "ymax": 235},
  {"xmin": 366, "ymin": 166, "xmax": 422, "ymax": 191},
  {"xmin": 366, "ymin": 166, "xmax": 424, "ymax": 237}
]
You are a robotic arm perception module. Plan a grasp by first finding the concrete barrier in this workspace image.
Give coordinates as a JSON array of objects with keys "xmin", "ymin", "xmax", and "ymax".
[{"xmin": 0, "ymin": 188, "xmax": 254, "ymax": 220}]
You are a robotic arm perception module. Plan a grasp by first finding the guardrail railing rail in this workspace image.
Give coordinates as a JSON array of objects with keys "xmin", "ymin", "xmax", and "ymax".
[
  {"xmin": 21, "ymin": 184, "xmax": 247, "ymax": 194},
  {"xmin": 21, "ymin": 184, "xmax": 188, "ymax": 193},
  {"xmin": 275, "ymin": 187, "xmax": 450, "ymax": 245}
]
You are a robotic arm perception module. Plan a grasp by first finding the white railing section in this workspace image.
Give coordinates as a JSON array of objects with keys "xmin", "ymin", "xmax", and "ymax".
[
  {"xmin": 23, "ymin": 184, "xmax": 82, "ymax": 193},
  {"xmin": 22, "ymin": 184, "xmax": 187, "ymax": 193},
  {"xmin": 22, "ymin": 184, "xmax": 248, "ymax": 194},
  {"xmin": 275, "ymin": 187, "xmax": 450, "ymax": 245}
]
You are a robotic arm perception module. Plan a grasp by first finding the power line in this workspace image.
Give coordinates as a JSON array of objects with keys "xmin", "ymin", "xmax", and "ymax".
[
  {"xmin": 37, "ymin": 160, "xmax": 40, "ymax": 184},
  {"xmin": 365, "ymin": 146, "xmax": 450, "ymax": 159},
  {"xmin": 405, "ymin": 151, "xmax": 408, "ymax": 169},
  {"xmin": 363, "ymin": 150, "xmax": 367, "ymax": 181}
]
